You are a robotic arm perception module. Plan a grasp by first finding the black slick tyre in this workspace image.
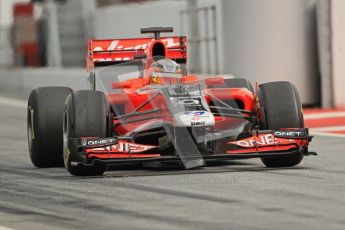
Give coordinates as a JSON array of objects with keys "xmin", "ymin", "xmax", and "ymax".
[
  {"xmin": 257, "ymin": 81, "xmax": 304, "ymax": 167},
  {"xmin": 63, "ymin": 90, "xmax": 109, "ymax": 176},
  {"xmin": 27, "ymin": 87, "xmax": 73, "ymax": 167}
]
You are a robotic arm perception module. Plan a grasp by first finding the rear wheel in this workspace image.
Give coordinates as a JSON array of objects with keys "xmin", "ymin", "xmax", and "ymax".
[
  {"xmin": 63, "ymin": 90, "xmax": 109, "ymax": 176},
  {"xmin": 257, "ymin": 81, "xmax": 304, "ymax": 167},
  {"xmin": 27, "ymin": 87, "xmax": 72, "ymax": 167}
]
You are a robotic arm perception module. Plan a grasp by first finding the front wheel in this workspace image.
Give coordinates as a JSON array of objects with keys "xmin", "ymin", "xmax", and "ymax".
[
  {"xmin": 63, "ymin": 90, "xmax": 109, "ymax": 176},
  {"xmin": 27, "ymin": 87, "xmax": 72, "ymax": 167},
  {"xmin": 257, "ymin": 81, "xmax": 304, "ymax": 167}
]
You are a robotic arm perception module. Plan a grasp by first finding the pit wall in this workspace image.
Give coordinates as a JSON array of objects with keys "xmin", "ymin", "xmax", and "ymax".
[
  {"xmin": 92, "ymin": 0, "xmax": 319, "ymax": 105},
  {"xmin": 0, "ymin": 68, "xmax": 87, "ymax": 99}
]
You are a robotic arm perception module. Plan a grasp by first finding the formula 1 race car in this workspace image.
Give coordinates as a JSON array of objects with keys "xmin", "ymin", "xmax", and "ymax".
[{"xmin": 27, "ymin": 27, "xmax": 315, "ymax": 176}]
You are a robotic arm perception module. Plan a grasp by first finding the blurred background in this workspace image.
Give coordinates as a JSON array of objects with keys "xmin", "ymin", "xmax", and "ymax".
[{"xmin": 0, "ymin": 0, "xmax": 344, "ymax": 108}]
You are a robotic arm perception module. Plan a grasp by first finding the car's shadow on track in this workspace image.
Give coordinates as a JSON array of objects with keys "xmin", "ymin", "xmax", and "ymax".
[
  {"xmin": 75, "ymin": 160, "xmax": 314, "ymax": 179},
  {"xmin": 10, "ymin": 160, "xmax": 314, "ymax": 180}
]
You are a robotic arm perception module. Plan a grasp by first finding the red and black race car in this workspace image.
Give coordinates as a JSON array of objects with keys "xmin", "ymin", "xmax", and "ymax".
[{"xmin": 27, "ymin": 27, "xmax": 315, "ymax": 176}]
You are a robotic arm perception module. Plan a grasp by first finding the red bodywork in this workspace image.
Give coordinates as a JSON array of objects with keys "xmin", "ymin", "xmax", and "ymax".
[{"xmin": 81, "ymin": 29, "xmax": 311, "ymax": 164}]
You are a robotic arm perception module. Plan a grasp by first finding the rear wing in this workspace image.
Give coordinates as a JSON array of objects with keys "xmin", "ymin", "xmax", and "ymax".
[
  {"xmin": 87, "ymin": 36, "xmax": 187, "ymax": 70},
  {"xmin": 86, "ymin": 27, "xmax": 188, "ymax": 89}
]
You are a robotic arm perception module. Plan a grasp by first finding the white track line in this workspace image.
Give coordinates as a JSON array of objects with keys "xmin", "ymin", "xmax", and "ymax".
[
  {"xmin": 304, "ymin": 111, "xmax": 345, "ymax": 120},
  {"xmin": 311, "ymin": 125, "xmax": 345, "ymax": 132},
  {"xmin": 0, "ymin": 225, "xmax": 16, "ymax": 230},
  {"xmin": 309, "ymin": 131, "xmax": 345, "ymax": 138},
  {"xmin": 0, "ymin": 96, "xmax": 26, "ymax": 109}
]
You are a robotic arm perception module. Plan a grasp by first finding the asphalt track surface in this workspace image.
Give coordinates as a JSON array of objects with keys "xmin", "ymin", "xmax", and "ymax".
[{"xmin": 0, "ymin": 97, "xmax": 345, "ymax": 230}]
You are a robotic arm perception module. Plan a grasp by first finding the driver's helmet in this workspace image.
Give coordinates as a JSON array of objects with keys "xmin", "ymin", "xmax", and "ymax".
[{"xmin": 149, "ymin": 58, "xmax": 182, "ymax": 84}]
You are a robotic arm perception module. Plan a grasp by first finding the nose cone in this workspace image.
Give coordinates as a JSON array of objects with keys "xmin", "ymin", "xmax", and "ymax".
[{"xmin": 175, "ymin": 111, "xmax": 215, "ymax": 127}]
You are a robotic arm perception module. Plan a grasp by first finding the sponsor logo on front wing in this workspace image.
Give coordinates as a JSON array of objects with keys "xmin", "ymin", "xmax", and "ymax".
[
  {"xmin": 274, "ymin": 130, "xmax": 304, "ymax": 137},
  {"xmin": 233, "ymin": 134, "xmax": 278, "ymax": 148},
  {"xmin": 90, "ymin": 141, "xmax": 156, "ymax": 153},
  {"xmin": 115, "ymin": 142, "xmax": 154, "ymax": 152},
  {"xmin": 82, "ymin": 138, "xmax": 117, "ymax": 147}
]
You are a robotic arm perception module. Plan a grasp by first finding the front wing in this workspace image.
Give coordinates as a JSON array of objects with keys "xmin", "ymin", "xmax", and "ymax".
[{"xmin": 69, "ymin": 128, "xmax": 315, "ymax": 168}]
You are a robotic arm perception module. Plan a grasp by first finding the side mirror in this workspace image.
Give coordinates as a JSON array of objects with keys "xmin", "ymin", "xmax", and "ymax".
[
  {"xmin": 205, "ymin": 77, "xmax": 224, "ymax": 86},
  {"xmin": 112, "ymin": 81, "xmax": 133, "ymax": 89},
  {"xmin": 182, "ymin": 75, "xmax": 198, "ymax": 84},
  {"xmin": 112, "ymin": 82, "xmax": 122, "ymax": 89}
]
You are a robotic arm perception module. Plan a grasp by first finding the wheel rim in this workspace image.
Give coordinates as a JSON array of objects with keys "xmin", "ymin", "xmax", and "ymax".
[
  {"xmin": 27, "ymin": 105, "xmax": 33, "ymax": 155},
  {"xmin": 63, "ymin": 111, "xmax": 68, "ymax": 166}
]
